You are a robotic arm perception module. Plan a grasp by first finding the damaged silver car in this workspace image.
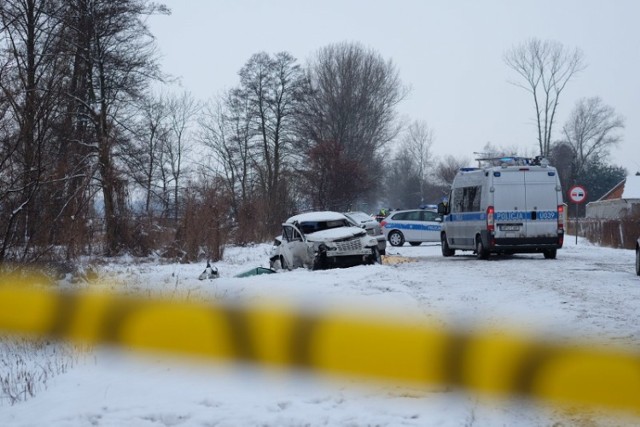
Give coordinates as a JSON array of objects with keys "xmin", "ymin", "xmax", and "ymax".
[{"xmin": 269, "ymin": 211, "xmax": 381, "ymax": 270}]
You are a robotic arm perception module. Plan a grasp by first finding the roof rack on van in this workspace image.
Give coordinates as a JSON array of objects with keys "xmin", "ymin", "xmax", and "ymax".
[{"xmin": 475, "ymin": 156, "xmax": 550, "ymax": 167}]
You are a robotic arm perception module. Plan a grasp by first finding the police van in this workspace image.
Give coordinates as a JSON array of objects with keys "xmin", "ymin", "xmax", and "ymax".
[{"xmin": 437, "ymin": 156, "xmax": 565, "ymax": 259}]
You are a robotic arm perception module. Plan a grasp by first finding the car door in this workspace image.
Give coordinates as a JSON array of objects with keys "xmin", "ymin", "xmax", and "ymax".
[
  {"xmin": 523, "ymin": 169, "xmax": 561, "ymax": 238},
  {"xmin": 281, "ymin": 225, "xmax": 311, "ymax": 268},
  {"xmin": 402, "ymin": 210, "xmax": 424, "ymax": 242},
  {"xmin": 420, "ymin": 210, "xmax": 442, "ymax": 242}
]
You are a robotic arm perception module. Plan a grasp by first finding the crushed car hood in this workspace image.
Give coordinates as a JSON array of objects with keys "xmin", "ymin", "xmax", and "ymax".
[{"xmin": 305, "ymin": 227, "xmax": 367, "ymax": 242}]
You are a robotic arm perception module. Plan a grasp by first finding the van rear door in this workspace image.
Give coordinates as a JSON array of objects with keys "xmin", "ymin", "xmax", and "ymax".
[
  {"xmin": 524, "ymin": 170, "xmax": 559, "ymax": 238},
  {"xmin": 492, "ymin": 169, "xmax": 528, "ymax": 237}
]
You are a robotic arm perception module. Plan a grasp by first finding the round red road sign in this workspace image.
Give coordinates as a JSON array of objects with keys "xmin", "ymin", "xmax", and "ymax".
[{"xmin": 568, "ymin": 185, "xmax": 587, "ymax": 204}]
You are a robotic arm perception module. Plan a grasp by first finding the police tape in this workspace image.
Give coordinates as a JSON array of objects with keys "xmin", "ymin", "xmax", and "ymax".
[{"xmin": 1, "ymin": 278, "xmax": 640, "ymax": 414}]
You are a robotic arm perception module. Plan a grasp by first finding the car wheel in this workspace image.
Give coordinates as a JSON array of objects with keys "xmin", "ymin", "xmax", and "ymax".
[
  {"xmin": 441, "ymin": 233, "xmax": 455, "ymax": 257},
  {"xmin": 388, "ymin": 231, "xmax": 405, "ymax": 247},
  {"xmin": 543, "ymin": 249, "xmax": 557, "ymax": 259},
  {"xmin": 636, "ymin": 248, "xmax": 640, "ymax": 276},
  {"xmin": 281, "ymin": 256, "xmax": 291, "ymax": 271},
  {"xmin": 409, "ymin": 242, "xmax": 421, "ymax": 246},
  {"xmin": 476, "ymin": 237, "xmax": 489, "ymax": 260}
]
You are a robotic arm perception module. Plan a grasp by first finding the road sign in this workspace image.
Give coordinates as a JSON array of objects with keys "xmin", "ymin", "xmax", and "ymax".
[{"xmin": 568, "ymin": 185, "xmax": 587, "ymax": 204}]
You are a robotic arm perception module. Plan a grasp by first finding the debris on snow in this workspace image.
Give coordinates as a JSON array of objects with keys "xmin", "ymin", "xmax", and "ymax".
[{"xmin": 198, "ymin": 261, "xmax": 219, "ymax": 280}]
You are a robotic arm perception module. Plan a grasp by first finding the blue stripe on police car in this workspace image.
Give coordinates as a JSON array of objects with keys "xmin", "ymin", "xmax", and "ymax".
[{"xmin": 384, "ymin": 222, "xmax": 442, "ymax": 231}]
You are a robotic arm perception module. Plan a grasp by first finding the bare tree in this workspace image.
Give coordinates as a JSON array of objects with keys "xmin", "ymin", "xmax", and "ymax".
[
  {"xmin": 504, "ymin": 38, "xmax": 586, "ymax": 157},
  {"xmin": 435, "ymin": 155, "xmax": 470, "ymax": 187},
  {"xmin": 548, "ymin": 142, "xmax": 574, "ymax": 193},
  {"xmin": 473, "ymin": 141, "xmax": 536, "ymax": 167},
  {"xmin": 163, "ymin": 91, "xmax": 199, "ymax": 223},
  {"xmin": 235, "ymin": 51, "xmax": 308, "ymax": 235},
  {"xmin": 300, "ymin": 41, "xmax": 408, "ymax": 209},
  {"xmin": 62, "ymin": 0, "xmax": 167, "ymax": 255},
  {"xmin": 301, "ymin": 139, "xmax": 368, "ymax": 210},
  {"xmin": 384, "ymin": 146, "xmax": 421, "ymax": 209},
  {"xmin": 200, "ymin": 94, "xmax": 254, "ymax": 213},
  {"xmin": 0, "ymin": 1, "xmax": 183, "ymax": 261},
  {"xmin": 400, "ymin": 120, "xmax": 434, "ymax": 204},
  {"xmin": 125, "ymin": 94, "xmax": 170, "ymax": 215},
  {"xmin": 175, "ymin": 174, "xmax": 232, "ymax": 262},
  {"xmin": 199, "ymin": 52, "xmax": 307, "ymax": 240},
  {"xmin": 561, "ymin": 96, "xmax": 624, "ymax": 177},
  {"xmin": 0, "ymin": 0, "xmax": 69, "ymax": 262}
]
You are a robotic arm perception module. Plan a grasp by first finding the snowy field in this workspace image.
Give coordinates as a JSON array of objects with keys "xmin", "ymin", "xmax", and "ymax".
[{"xmin": 2, "ymin": 236, "xmax": 640, "ymax": 426}]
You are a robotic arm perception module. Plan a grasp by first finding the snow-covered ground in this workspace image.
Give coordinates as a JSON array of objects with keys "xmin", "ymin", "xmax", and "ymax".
[{"xmin": 2, "ymin": 237, "xmax": 640, "ymax": 426}]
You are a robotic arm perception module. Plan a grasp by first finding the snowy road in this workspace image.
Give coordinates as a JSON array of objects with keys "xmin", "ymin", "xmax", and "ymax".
[
  {"xmin": 2, "ymin": 237, "xmax": 640, "ymax": 426},
  {"xmin": 187, "ymin": 237, "xmax": 640, "ymax": 347}
]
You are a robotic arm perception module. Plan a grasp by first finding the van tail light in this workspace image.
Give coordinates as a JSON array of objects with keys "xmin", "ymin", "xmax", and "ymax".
[
  {"xmin": 557, "ymin": 205, "xmax": 564, "ymax": 230},
  {"xmin": 557, "ymin": 204, "xmax": 565, "ymax": 247},
  {"xmin": 380, "ymin": 220, "xmax": 387, "ymax": 228},
  {"xmin": 486, "ymin": 206, "xmax": 495, "ymax": 232}
]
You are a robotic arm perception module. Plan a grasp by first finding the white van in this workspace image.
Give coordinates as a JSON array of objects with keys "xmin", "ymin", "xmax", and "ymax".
[{"xmin": 438, "ymin": 157, "xmax": 565, "ymax": 259}]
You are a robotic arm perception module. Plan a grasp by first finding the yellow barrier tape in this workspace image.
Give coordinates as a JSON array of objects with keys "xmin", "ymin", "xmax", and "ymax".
[{"xmin": 1, "ymin": 280, "xmax": 640, "ymax": 414}]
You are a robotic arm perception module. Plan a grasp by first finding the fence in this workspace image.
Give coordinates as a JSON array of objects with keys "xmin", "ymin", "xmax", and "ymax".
[{"xmin": 567, "ymin": 217, "xmax": 640, "ymax": 250}]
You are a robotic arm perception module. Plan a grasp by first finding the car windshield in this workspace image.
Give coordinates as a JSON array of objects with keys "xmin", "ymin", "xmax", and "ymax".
[{"xmin": 299, "ymin": 219, "xmax": 350, "ymax": 234}]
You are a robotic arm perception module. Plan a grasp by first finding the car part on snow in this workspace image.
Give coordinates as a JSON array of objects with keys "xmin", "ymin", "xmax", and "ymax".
[
  {"xmin": 233, "ymin": 267, "xmax": 276, "ymax": 278},
  {"xmin": 198, "ymin": 261, "xmax": 219, "ymax": 280}
]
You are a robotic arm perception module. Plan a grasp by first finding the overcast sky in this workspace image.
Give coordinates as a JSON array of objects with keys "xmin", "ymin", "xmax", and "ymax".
[{"xmin": 148, "ymin": 0, "xmax": 640, "ymax": 174}]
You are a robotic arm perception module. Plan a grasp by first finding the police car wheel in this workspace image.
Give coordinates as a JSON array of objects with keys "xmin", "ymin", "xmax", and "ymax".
[
  {"xmin": 388, "ymin": 231, "xmax": 405, "ymax": 247},
  {"xmin": 636, "ymin": 248, "xmax": 640, "ymax": 276},
  {"xmin": 543, "ymin": 249, "xmax": 557, "ymax": 259}
]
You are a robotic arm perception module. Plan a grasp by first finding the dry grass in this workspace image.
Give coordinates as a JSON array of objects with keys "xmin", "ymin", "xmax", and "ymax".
[{"xmin": 0, "ymin": 336, "xmax": 88, "ymax": 406}]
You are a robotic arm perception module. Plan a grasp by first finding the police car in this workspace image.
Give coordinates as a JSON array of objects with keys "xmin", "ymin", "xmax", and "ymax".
[{"xmin": 380, "ymin": 209, "xmax": 443, "ymax": 247}]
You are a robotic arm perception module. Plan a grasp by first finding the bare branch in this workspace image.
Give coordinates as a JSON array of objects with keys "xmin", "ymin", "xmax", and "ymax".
[
  {"xmin": 562, "ymin": 96, "xmax": 625, "ymax": 176},
  {"xmin": 504, "ymin": 38, "xmax": 586, "ymax": 157}
]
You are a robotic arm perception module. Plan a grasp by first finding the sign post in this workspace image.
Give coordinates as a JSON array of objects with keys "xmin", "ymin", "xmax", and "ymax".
[{"xmin": 568, "ymin": 185, "xmax": 587, "ymax": 244}]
